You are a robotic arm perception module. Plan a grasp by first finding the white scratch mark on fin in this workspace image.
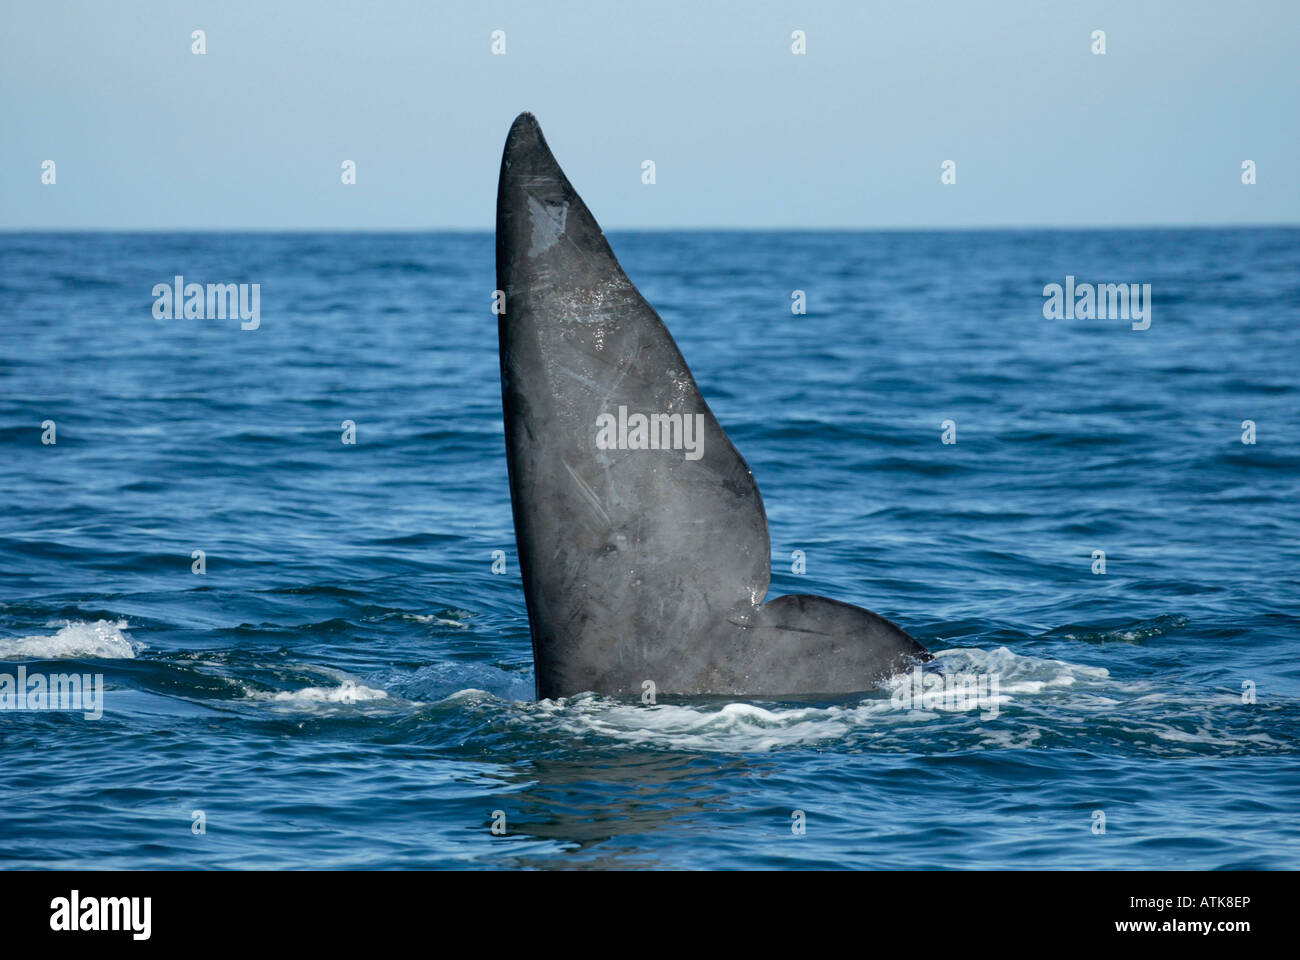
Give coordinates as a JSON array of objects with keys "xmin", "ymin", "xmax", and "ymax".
[
  {"xmin": 527, "ymin": 196, "xmax": 569, "ymax": 256},
  {"xmin": 562, "ymin": 458, "xmax": 611, "ymax": 528}
]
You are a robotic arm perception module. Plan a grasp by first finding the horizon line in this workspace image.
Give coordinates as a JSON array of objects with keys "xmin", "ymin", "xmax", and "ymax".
[{"xmin": 2, "ymin": 222, "xmax": 1298, "ymax": 234}]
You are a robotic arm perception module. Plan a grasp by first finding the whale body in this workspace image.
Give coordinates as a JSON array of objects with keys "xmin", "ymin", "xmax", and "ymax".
[{"xmin": 495, "ymin": 112, "xmax": 930, "ymax": 699}]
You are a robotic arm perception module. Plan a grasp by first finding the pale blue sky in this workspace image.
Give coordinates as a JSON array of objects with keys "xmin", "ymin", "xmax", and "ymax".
[{"xmin": 2, "ymin": 0, "xmax": 1296, "ymax": 229}]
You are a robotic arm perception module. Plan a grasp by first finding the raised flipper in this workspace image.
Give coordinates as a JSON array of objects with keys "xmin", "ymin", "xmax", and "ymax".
[{"xmin": 495, "ymin": 112, "xmax": 929, "ymax": 698}]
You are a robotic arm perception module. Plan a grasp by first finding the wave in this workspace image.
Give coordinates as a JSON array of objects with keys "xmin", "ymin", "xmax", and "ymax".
[
  {"xmin": 372, "ymin": 662, "xmax": 532, "ymax": 702},
  {"xmin": 0, "ymin": 619, "xmax": 143, "ymax": 660},
  {"xmin": 5, "ymin": 620, "xmax": 1274, "ymax": 758},
  {"xmin": 1050, "ymin": 613, "xmax": 1190, "ymax": 644},
  {"xmin": 459, "ymin": 643, "xmax": 1282, "ymax": 755},
  {"xmin": 438, "ymin": 644, "xmax": 1124, "ymax": 753},
  {"xmin": 402, "ymin": 612, "xmax": 470, "ymax": 629},
  {"xmin": 243, "ymin": 679, "xmax": 390, "ymax": 709}
]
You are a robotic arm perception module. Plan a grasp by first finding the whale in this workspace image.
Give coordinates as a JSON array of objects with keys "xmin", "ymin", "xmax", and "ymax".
[{"xmin": 495, "ymin": 112, "xmax": 930, "ymax": 699}]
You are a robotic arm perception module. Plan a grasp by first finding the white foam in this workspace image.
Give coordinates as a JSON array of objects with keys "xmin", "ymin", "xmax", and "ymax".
[
  {"xmin": 0, "ymin": 619, "xmax": 142, "ymax": 660},
  {"xmin": 404, "ymin": 613, "xmax": 469, "ymax": 629},
  {"xmin": 972, "ymin": 726, "xmax": 1043, "ymax": 749},
  {"xmin": 248, "ymin": 680, "xmax": 390, "ymax": 707},
  {"xmin": 930, "ymin": 645, "xmax": 1114, "ymax": 689},
  {"xmin": 1125, "ymin": 723, "xmax": 1284, "ymax": 748},
  {"xmin": 514, "ymin": 691, "xmax": 932, "ymax": 753},
  {"xmin": 499, "ymin": 645, "xmax": 1155, "ymax": 753},
  {"xmin": 229, "ymin": 643, "xmax": 1261, "ymax": 755}
]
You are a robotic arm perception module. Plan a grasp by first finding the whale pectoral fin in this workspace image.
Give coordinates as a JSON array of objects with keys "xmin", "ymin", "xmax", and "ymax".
[
  {"xmin": 734, "ymin": 594, "xmax": 931, "ymax": 695},
  {"xmin": 498, "ymin": 113, "xmax": 773, "ymax": 699},
  {"xmin": 496, "ymin": 112, "xmax": 928, "ymax": 699}
]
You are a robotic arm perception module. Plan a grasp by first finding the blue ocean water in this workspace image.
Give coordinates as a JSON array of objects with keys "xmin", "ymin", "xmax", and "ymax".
[{"xmin": 1, "ymin": 229, "xmax": 1297, "ymax": 869}]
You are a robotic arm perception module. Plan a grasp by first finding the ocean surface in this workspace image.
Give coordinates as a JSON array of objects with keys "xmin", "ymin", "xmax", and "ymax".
[{"xmin": 1, "ymin": 228, "xmax": 1297, "ymax": 870}]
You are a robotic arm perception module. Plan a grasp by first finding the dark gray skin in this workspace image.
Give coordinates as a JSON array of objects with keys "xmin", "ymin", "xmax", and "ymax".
[{"xmin": 496, "ymin": 112, "xmax": 930, "ymax": 699}]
